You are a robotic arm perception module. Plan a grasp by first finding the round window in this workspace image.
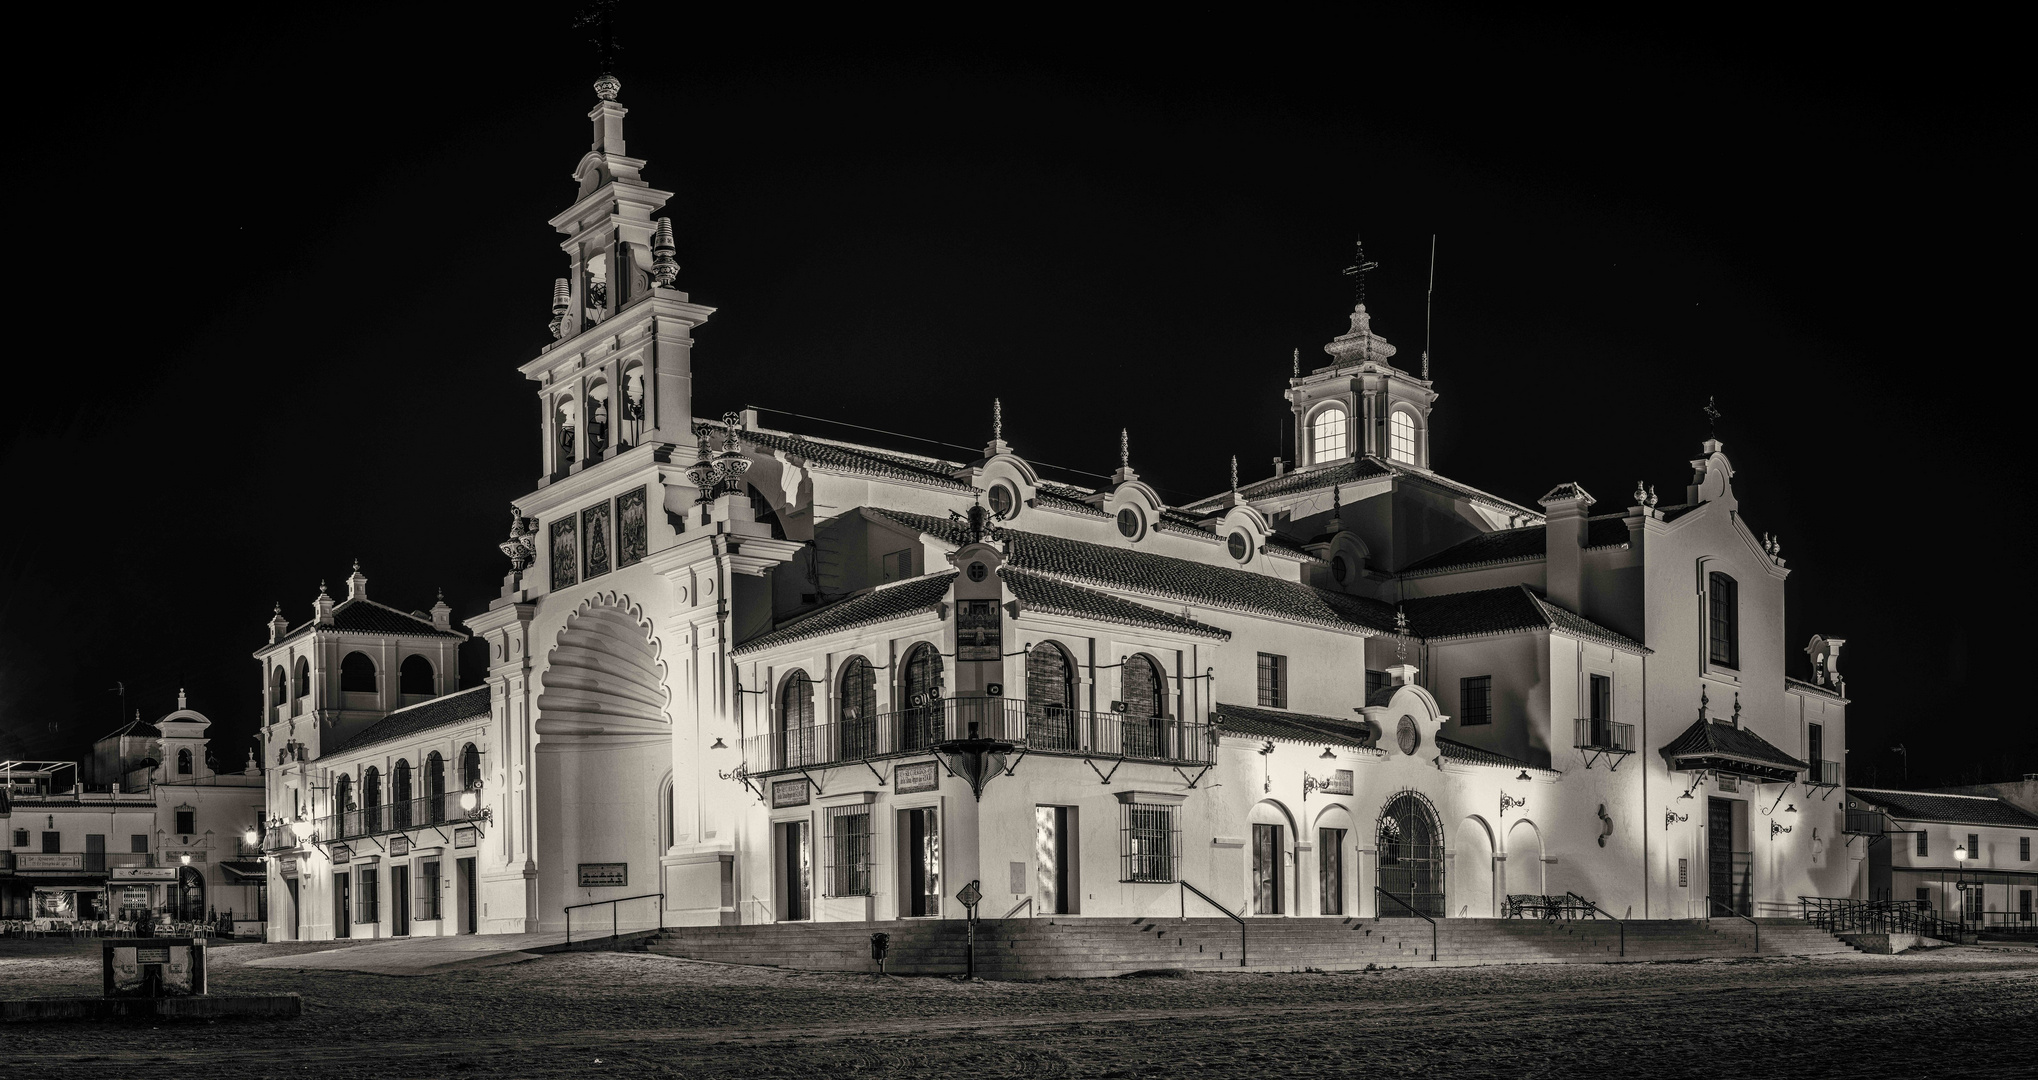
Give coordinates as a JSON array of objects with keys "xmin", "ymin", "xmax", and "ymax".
[
  {"xmin": 1332, "ymin": 555, "xmax": 1349, "ymax": 583},
  {"xmin": 1117, "ymin": 508, "xmax": 1140, "ymax": 539},
  {"xmin": 988, "ymin": 484, "xmax": 1015, "ymax": 519},
  {"xmin": 1227, "ymin": 532, "xmax": 1250, "ymax": 561},
  {"xmin": 967, "ymin": 561, "xmax": 988, "ymax": 582},
  {"xmin": 1396, "ymin": 715, "xmax": 1420, "ymax": 756}
]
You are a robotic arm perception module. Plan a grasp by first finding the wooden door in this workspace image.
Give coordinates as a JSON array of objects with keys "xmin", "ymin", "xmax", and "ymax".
[
  {"xmin": 458, "ymin": 858, "xmax": 477, "ymax": 934},
  {"xmin": 334, "ymin": 873, "xmax": 350, "ymax": 938},
  {"xmin": 391, "ymin": 865, "xmax": 410, "ymax": 936},
  {"xmin": 1253, "ymin": 823, "xmax": 1283, "ymax": 914},
  {"xmin": 1707, "ymin": 798, "xmax": 1733, "ymax": 913}
]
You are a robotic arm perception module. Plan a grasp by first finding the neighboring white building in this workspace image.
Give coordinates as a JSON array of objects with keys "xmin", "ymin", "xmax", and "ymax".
[
  {"xmin": 257, "ymin": 77, "xmax": 1860, "ymax": 942},
  {"xmin": 1849, "ymin": 787, "xmax": 2038, "ymax": 930}
]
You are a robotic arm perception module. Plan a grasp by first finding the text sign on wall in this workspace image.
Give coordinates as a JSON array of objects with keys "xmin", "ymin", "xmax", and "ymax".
[
  {"xmin": 772, "ymin": 780, "xmax": 811, "ymax": 808},
  {"xmin": 390, "ymin": 835, "xmax": 410, "ymax": 857},
  {"xmin": 894, "ymin": 762, "xmax": 939, "ymax": 795},
  {"xmin": 454, "ymin": 827, "xmax": 478, "ymax": 849},
  {"xmin": 111, "ymin": 867, "xmax": 178, "ymax": 882},
  {"xmin": 331, "ymin": 844, "xmax": 352, "ymax": 865},
  {"xmin": 18, "ymin": 853, "xmax": 83, "ymax": 871},
  {"xmin": 578, "ymin": 863, "xmax": 629, "ymax": 888}
]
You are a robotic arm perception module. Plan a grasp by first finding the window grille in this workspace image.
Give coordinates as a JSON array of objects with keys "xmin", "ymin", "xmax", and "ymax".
[
  {"xmin": 358, "ymin": 868, "xmax": 380, "ymax": 924},
  {"xmin": 824, "ymin": 805, "xmax": 874, "ymax": 897},
  {"xmin": 175, "ymin": 810, "xmax": 195, "ymax": 835},
  {"xmin": 779, "ymin": 670, "xmax": 816, "ymax": 767},
  {"xmin": 1388, "ymin": 412, "xmax": 1416, "ymax": 464},
  {"xmin": 1678, "ymin": 858, "xmax": 1688, "ymax": 888},
  {"xmin": 1310, "ymin": 406, "xmax": 1348, "ymax": 464},
  {"xmin": 1365, "ymin": 669, "xmax": 1389, "ymax": 700},
  {"xmin": 2022, "ymin": 837, "xmax": 2030, "ymax": 861},
  {"xmin": 1120, "ymin": 802, "xmax": 1179, "ymax": 883},
  {"xmin": 1460, "ymin": 676, "xmax": 1492, "ymax": 726},
  {"xmin": 1968, "ymin": 834, "xmax": 1980, "ymax": 860},
  {"xmin": 1256, "ymin": 653, "xmax": 1287, "ymax": 709},
  {"xmin": 1707, "ymin": 572, "xmax": 1739, "ymax": 669},
  {"xmin": 1917, "ymin": 831, "xmax": 1928, "ymax": 857}
]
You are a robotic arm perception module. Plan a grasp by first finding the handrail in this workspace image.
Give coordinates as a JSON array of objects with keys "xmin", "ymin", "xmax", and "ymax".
[
  {"xmin": 1374, "ymin": 887, "xmax": 1438, "ymax": 961},
  {"xmin": 1567, "ymin": 891, "xmax": 1625, "ymax": 957},
  {"xmin": 1000, "ymin": 896, "xmax": 1034, "ymax": 920},
  {"xmin": 563, "ymin": 891, "xmax": 664, "ymax": 945},
  {"xmin": 1708, "ymin": 896, "xmax": 1758, "ymax": 954},
  {"xmin": 1179, "ymin": 879, "xmax": 1246, "ymax": 967}
]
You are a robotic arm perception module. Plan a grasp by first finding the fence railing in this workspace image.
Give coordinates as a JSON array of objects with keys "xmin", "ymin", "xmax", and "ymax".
[
  {"xmin": 1708, "ymin": 896, "xmax": 1759, "ymax": 954},
  {"xmin": 1572, "ymin": 718, "xmax": 1634, "ymax": 753},
  {"xmin": 564, "ymin": 891, "xmax": 664, "ymax": 946},
  {"xmin": 1798, "ymin": 895, "xmax": 1965, "ymax": 941},
  {"xmin": 323, "ymin": 790, "xmax": 481, "ymax": 841},
  {"xmin": 1810, "ymin": 759, "xmax": 1843, "ymax": 787},
  {"xmin": 1181, "ymin": 879, "xmax": 1245, "ymax": 967},
  {"xmin": 741, "ymin": 697, "xmax": 1212, "ymax": 773},
  {"xmin": 1375, "ymin": 886, "xmax": 1438, "ymax": 961}
]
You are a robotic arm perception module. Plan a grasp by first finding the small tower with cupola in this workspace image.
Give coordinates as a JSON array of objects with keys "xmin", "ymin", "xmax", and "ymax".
[{"xmin": 1285, "ymin": 239, "xmax": 1438, "ymax": 471}]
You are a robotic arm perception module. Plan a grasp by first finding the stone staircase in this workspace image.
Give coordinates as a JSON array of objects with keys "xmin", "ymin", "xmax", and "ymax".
[{"xmin": 630, "ymin": 914, "xmax": 1858, "ymax": 979}]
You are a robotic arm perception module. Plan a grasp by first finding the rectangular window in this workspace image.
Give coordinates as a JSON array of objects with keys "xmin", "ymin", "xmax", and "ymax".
[
  {"xmin": 1365, "ymin": 670, "xmax": 1389, "ymax": 700},
  {"xmin": 420, "ymin": 860, "xmax": 442, "ymax": 921},
  {"xmin": 2021, "ymin": 837, "xmax": 2030, "ymax": 861},
  {"xmin": 882, "ymin": 550, "xmax": 912, "ymax": 582},
  {"xmin": 825, "ymin": 805, "xmax": 873, "ymax": 897},
  {"xmin": 1256, "ymin": 653, "xmax": 1287, "ymax": 709},
  {"xmin": 1917, "ymin": 832, "xmax": 1928, "ymax": 858},
  {"xmin": 42, "ymin": 831, "xmax": 60, "ymax": 854},
  {"xmin": 2021, "ymin": 890, "xmax": 2033, "ymax": 921},
  {"xmin": 1917, "ymin": 887, "xmax": 1931, "ymax": 910},
  {"xmin": 11, "ymin": 829, "xmax": 26, "ymax": 848},
  {"xmin": 1319, "ymin": 827, "xmax": 1346, "ymax": 915},
  {"xmin": 1968, "ymin": 834, "xmax": 1980, "ymax": 861},
  {"xmin": 357, "ymin": 868, "xmax": 380, "ymax": 924},
  {"xmin": 131, "ymin": 834, "xmax": 149, "ymax": 853},
  {"xmin": 1121, "ymin": 802, "xmax": 1178, "ymax": 883},
  {"xmin": 1678, "ymin": 858, "xmax": 1689, "ymax": 888},
  {"xmin": 176, "ymin": 810, "xmax": 195, "ymax": 835},
  {"xmin": 1708, "ymin": 572, "xmax": 1739, "ymax": 669},
  {"xmin": 1589, "ymin": 674, "xmax": 1611, "ymax": 722},
  {"xmin": 1460, "ymin": 676, "xmax": 1493, "ymax": 726}
]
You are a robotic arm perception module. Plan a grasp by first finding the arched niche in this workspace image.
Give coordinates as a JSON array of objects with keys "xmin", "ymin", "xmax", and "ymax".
[
  {"xmin": 1454, "ymin": 816, "xmax": 1497, "ymax": 918},
  {"xmin": 535, "ymin": 593, "xmax": 670, "ymax": 736},
  {"xmin": 1505, "ymin": 817, "xmax": 1545, "ymax": 895}
]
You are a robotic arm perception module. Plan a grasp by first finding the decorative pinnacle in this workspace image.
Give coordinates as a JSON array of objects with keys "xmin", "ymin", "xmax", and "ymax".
[
  {"xmin": 1120, "ymin": 428, "xmax": 1129, "ymax": 469},
  {"xmin": 1292, "ymin": 348, "xmax": 1300, "ymax": 378},
  {"xmin": 1330, "ymin": 486, "xmax": 1343, "ymax": 531},
  {"xmin": 1634, "ymin": 480, "xmax": 1648, "ymax": 506},
  {"xmin": 1702, "ymin": 395, "xmax": 1722, "ymax": 438},
  {"xmin": 1230, "ymin": 455, "xmax": 1239, "ymax": 495},
  {"xmin": 594, "ymin": 74, "xmax": 621, "ymax": 101},
  {"xmin": 1343, "ymin": 233, "xmax": 1379, "ymax": 309},
  {"xmin": 993, "ymin": 397, "xmax": 1002, "ymax": 442}
]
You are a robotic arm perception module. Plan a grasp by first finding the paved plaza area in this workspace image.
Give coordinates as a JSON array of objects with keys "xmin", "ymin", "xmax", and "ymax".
[{"xmin": 5, "ymin": 939, "xmax": 2036, "ymax": 1078}]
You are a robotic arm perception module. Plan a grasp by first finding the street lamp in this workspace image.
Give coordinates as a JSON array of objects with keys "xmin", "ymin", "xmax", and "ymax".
[{"xmin": 1953, "ymin": 843, "xmax": 1972, "ymax": 929}]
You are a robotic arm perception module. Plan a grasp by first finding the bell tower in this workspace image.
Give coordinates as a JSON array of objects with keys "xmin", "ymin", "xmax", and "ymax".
[
  {"xmin": 522, "ymin": 75, "xmax": 716, "ymax": 484},
  {"xmin": 1285, "ymin": 237, "xmax": 1438, "ymax": 471}
]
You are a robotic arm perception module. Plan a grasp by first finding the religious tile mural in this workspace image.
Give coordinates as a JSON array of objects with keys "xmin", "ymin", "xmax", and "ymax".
[
  {"xmin": 617, "ymin": 486, "xmax": 648, "ymax": 568},
  {"xmin": 550, "ymin": 517, "xmax": 578, "ymax": 591},
  {"xmin": 582, "ymin": 501, "xmax": 612, "ymax": 580}
]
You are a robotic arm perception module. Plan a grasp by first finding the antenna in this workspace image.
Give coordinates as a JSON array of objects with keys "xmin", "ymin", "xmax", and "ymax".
[{"xmin": 1422, "ymin": 234, "xmax": 1435, "ymax": 380}]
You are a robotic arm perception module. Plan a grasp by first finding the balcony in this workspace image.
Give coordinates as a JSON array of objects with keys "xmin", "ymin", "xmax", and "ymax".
[
  {"xmin": 1808, "ymin": 759, "xmax": 1843, "ymax": 787},
  {"xmin": 1573, "ymin": 717, "xmax": 1635, "ymax": 770},
  {"xmin": 741, "ymin": 697, "xmax": 1213, "ymax": 775},
  {"xmin": 1843, "ymin": 809, "xmax": 1885, "ymax": 837},
  {"xmin": 321, "ymin": 790, "xmax": 486, "ymax": 843}
]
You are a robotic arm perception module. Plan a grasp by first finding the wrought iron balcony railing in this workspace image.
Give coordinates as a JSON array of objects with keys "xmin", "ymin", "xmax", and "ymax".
[
  {"xmin": 321, "ymin": 790, "xmax": 484, "ymax": 842},
  {"xmin": 1809, "ymin": 759, "xmax": 1842, "ymax": 787},
  {"xmin": 1844, "ymin": 809, "xmax": 1885, "ymax": 836},
  {"xmin": 1573, "ymin": 718, "xmax": 1635, "ymax": 753},
  {"xmin": 741, "ymin": 696, "xmax": 1212, "ymax": 774}
]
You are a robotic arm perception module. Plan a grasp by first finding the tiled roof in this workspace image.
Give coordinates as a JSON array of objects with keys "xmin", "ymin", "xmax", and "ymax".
[
  {"xmin": 280, "ymin": 598, "xmax": 468, "ymax": 645},
  {"xmin": 1848, "ymin": 789, "xmax": 2038, "ymax": 829},
  {"xmin": 1033, "ymin": 481, "xmax": 1109, "ymax": 518},
  {"xmin": 1401, "ymin": 585, "xmax": 1649, "ymax": 654},
  {"xmin": 1262, "ymin": 532, "xmax": 1319, "ymax": 560},
  {"xmin": 1437, "ymin": 736, "xmax": 1544, "ymax": 772},
  {"xmin": 1213, "ymin": 703, "xmax": 1377, "ymax": 749},
  {"xmin": 1192, "ymin": 458, "xmax": 1393, "ymax": 507},
  {"xmin": 720, "ymin": 424, "xmax": 977, "ymax": 494},
  {"xmin": 1661, "ymin": 718, "xmax": 1807, "ymax": 773},
  {"xmin": 866, "ymin": 508, "xmax": 1398, "ymax": 635},
  {"xmin": 100, "ymin": 718, "xmax": 162, "ymax": 740},
  {"xmin": 1784, "ymin": 676, "xmax": 1847, "ymax": 700},
  {"xmin": 1003, "ymin": 568, "xmax": 1229, "ymax": 640},
  {"xmin": 322, "ymin": 686, "xmax": 492, "ymax": 757},
  {"xmin": 733, "ymin": 573, "xmax": 958, "ymax": 656},
  {"xmin": 1399, "ymin": 516, "xmax": 1631, "ymax": 575}
]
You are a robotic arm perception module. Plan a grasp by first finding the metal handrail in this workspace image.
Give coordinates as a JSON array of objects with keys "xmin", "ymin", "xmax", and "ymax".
[
  {"xmin": 1566, "ymin": 891, "xmax": 1624, "ymax": 956},
  {"xmin": 1374, "ymin": 887, "xmax": 1438, "ymax": 961},
  {"xmin": 1180, "ymin": 879, "xmax": 1246, "ymax": 967},
  {"xmin": 1708, "ymin": 896, "xmax": 1758, "ymax": 954},
  {"xmin": 1000, "ymin": 896, "xmax": 1034, "ymax": 920},
  {"xmin": 563, "ymin": 891, "xmax": 664, "ymax": 945}
]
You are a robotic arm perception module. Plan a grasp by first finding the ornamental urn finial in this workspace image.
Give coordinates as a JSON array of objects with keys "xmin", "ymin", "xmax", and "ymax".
[
  {"xmin": 652, "ymin": 218, "xmax": 679, "ymax": 288},
  {"xmin": 594, "ymin": 73, "xmax": 621, "ymax": 101}
]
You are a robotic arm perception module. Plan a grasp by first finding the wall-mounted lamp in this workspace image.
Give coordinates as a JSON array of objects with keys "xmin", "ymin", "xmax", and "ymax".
[
  {"xmin": 460, "ymin": 790, "xmax": 479, "ymax": 812},
  {"xmin": 179, "ymin": 854, "xmax": 191, "ymax": 865},
  {"xmin": 1516, "ymin": 771, "xmax": 1533, "ymax": 782},
  {"xmin": 1321, "ymin": 746, "xmax": 1337, "ymax": 759},
  {"xmin": 710, "ymin": 737, "xmax": 728, "ymax": 749},
  {"xmin": 1500, "ymin": 792, "xmax": 1527, "ymax": 818},
  {"xmin": 1771, "ymin": 821, "xmax": 1793, "ymax": 838},
  {"xmin": 1665, "ymin": 809, "xmax": 1689, "ymax": 829},
  {"xmin": 243, "ymin": 828, "xmax": 259, "ymax": 845}
]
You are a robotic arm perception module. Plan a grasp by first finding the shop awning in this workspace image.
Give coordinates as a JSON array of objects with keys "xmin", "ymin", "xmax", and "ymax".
[
  {"xmin": 219, "ymin": 860, "xmax": 267, "ymax": 881},
  {"xmin": 1662, "ymin": 717, "xmax": 1806, "ymax": 783}
]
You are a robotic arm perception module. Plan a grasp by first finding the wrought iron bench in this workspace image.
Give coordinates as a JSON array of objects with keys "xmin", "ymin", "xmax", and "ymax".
[{"xmin": 1504, "ymin": 894, "xmax": 1599, "ymax": 920}]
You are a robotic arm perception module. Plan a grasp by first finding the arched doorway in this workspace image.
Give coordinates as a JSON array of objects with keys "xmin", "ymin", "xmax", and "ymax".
[
  {"xmin": 176, "ymin": 865, "xmax": 205, "ymax": 922},
  {"xmin": 1120, "ymin": 654, "xmax": 1167, "ymax": 758},
  {"xmin": 1377, "ymin": 790, "xmax": 1445, "ymax": 918},
  {"xmin": 901, "ymin": 643, "xmax": 945, "ymax": 750},
  {"xmin": 1454, "ymin": 817, "xmax": 1497, "ymax": 918},
  {"xmin": 1026, "ymin": 641, "xmax": 1076, "ymax": 750}
]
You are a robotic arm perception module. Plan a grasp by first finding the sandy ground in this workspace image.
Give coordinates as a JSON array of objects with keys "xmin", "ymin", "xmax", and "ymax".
[{"xmin": 4, "ymin": 940, "xmax": 2036, "ymax": 1079}]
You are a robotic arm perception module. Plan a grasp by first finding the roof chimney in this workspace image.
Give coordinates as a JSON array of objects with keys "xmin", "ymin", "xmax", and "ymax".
[
  {"xmin": 1537, "ymin": 483, "xmax": 1595, "ymax": 614},
  {"xmin": 1385, "ymin": 663, "xmax": 1419, "ymax": 687}
]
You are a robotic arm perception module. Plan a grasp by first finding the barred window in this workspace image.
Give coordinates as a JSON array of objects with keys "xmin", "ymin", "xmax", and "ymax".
[
  {"xmin": 1707, "ymin": 572, "xmax": 1739, "ymax": 669},
  {"xmin": 1917, "ymin": 831, "xmax": 1928, "ymax": 857},
  {"xmin": 1460, "ymin": 676, "xmax": 1492, "ymax": 726},
  {"xmin": 1365, "ymin": 669, "xmax": 1389, "ymax": 700},
  {"xmin": 1256, "ymin": 653, "xmax": 1287, "ymax": 709},
  {"xmin": 2022, "ymin": 837, "xmax": 2030, "ymax": 861},
  {"xmin": 357, "ymin": 867, "xmax": 380, "ymax": 924},
  {"xmin": 1120, "ymin": 802, "xmax": 1179, "ymax": 883},
  {"xmin": 825, "ymin": 805, "xmax": 873, "ymax": 897}
]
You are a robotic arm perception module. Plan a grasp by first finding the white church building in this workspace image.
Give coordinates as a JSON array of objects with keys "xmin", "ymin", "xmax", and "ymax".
[{"xmin": 256, "ymin": 77, "xmax": 1858, "ymax": 942}]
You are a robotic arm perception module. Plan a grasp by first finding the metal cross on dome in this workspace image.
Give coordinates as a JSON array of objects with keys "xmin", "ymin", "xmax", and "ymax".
[
  {"xmin": 1702, "ymin": 396, "xmax": 1722, "ymax": 438},
  {"xmin": 1343, "ymin": 235, "xmax": 1380, "ymax": 308}
]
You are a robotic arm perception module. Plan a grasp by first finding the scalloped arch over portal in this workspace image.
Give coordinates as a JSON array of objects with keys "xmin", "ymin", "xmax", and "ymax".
[{"xmin": 535, "ymin": 593, "xmax": 670, "ymax": 737}]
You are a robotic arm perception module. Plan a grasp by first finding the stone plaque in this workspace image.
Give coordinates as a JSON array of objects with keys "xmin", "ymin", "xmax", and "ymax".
[
  {"xmin": 617, "ymin": 487, "xmax": 648, "ymax": 568},
  {"xmin": 772, "ymin": 779, "xmax": 811, "ymax": 808},
  {"xmin": 454, "ymin": 827, "xmax": 478, "ymax": 849},
  {"xmin": 332, "ymin": 844, "xmax": 352, "ymax": 865},
  {"xmin": 578, "ymin": 862, "xmax": 628, "ymax": 888},
  {"xmin": 390, "ymin": 835, "xmax": 410, "ymax": 857},
  {"xmin": 894, "ymin": 761, "xmax": 939, "ymax": 795}
]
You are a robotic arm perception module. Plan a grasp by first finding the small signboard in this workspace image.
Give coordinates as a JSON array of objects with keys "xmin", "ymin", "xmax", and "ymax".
[
  {"xmin": 279, "ymin": 855, "xmax": 299, "ymax": 877},
  {"xmin": 578, "ymin": 862, "xmax": 629, "ymax": 888},
  {"xmin": 772, "ymin": 779, "xmax": 811, "ymax": 807},
  {"xmin": 135, "ymin": 945, "xmax": 171, "ymax": 965},
  {"xmin": 1326, "ymin": 769, "xmax": 1354, "ymax": 795},
  {"xmin": 331, "ymin": 844, "xmax": 352, "ymax": 865},
  {"xmin": 454, "ymin": 827, "xmax": 478, "ymax": 849},
  {"xmin": 18, "ymin": 853, "xmax": 84, "ymax": 871},
  {"xmin": 894, "ymin": 762, "xmax": 939, "ymax": 795},
  {"xmin": 1716, "ymin": 774, "xmax": 1740, "ymax": 793},
  {"xmin": 955, "ymin": 879, "xmax": 982, "ymax": 908},
  {"xmin": 111, "ymin": 866, "xmax": 178, "ymax": 882},
  {"xmin": 390, "ymin": 835, "xmax": 410, "ymax": 857}
]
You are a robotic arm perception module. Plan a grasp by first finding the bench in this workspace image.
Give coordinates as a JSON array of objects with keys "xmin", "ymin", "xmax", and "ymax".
[{"xmin": 1503, "ymin": 894, "xmax": 1600, "ymax": 920}]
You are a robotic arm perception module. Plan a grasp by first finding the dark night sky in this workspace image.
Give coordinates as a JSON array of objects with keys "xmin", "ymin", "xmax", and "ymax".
[{"xmin": 1, "ymin": 9, "xmax": 2026, "ymax": 787}]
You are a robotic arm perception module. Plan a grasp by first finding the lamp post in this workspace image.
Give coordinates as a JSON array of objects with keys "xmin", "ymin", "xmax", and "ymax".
[{"xmin": 1953, "ymin": 843, "xmax": 1972, "ymax": 931}]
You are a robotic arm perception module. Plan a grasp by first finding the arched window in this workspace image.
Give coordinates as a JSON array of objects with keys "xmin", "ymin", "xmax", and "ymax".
[
  {"xmin": 621, "ymin": 362, "xmax": 646, "ymax": 447},
  {"xmin": 293, "ymin": 657, "xmax": 311, "ymax": 700},
  {"xmin": 1027, "ymin": 642, "xmax": 1077, "ymax": 750},
  {"xmin": 660, "ymin": 776, "xmax": 675, "ymax": 851},
  {"xmin": 340, "ymin": 652, "xmax": 377, "ymax": 693},
  {"xmin": 1310, "ymin": 405, "xmax": 1349, "ymax": 464},
  {"xmin": 392, "ymin": 760, "xmax": 413, "ymax": 828},
  {"xmin": 269, "ymin": 666, "xmax": 287, "ymax": 708},
  {"xmin": 1120, "ymin": 654, "xmax": 1168, "ymax": 757},
  {"xmin": 1377, "ymin": 790, "xmax": 1445, "ymax": 917},
  {"xmin": 778, "ymin": 670, "xmax": 816, "ymax": 767},
  {"xmin": 425, "ymin": 751, "xmax": 446, "ymax": 823},
  {"xmin": 334, "ymin": 773, "xmax": 353, "ymax": 838},
  {"xmin": 362, "ymin": 767, "xmax": 382, "ymax": 834},
  {"xmin": 901, "ymin": 644, "xmax": 946, "ymax": 750},
  {"xmin": 176, "ymin": 748, "xmax": 193, "ymax": 775},
  {"xmin": 554, "ymin": 393, "xmax": 577, "ymax": 471},
  {"xmin": 1388, "ymin": 411, "xmax": 1417, "ymax": 464},
  {"xmin": 460, "ymin": 744, "xmax": 482, "ymax": 791},
  {"xmin": 1708, "ymin": 571, "xmax": 1739, "ymax": 669},
  {"xmin": 587, "ymin": 379, "xmax": 611, "ymax": 456},
  {"xmin": 839, "ymin": 657, "xmax": 879, "ymax": 760},
  {"xmin": 399, "ymin": 655, "xmax": 434, "ymax": 696}
]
